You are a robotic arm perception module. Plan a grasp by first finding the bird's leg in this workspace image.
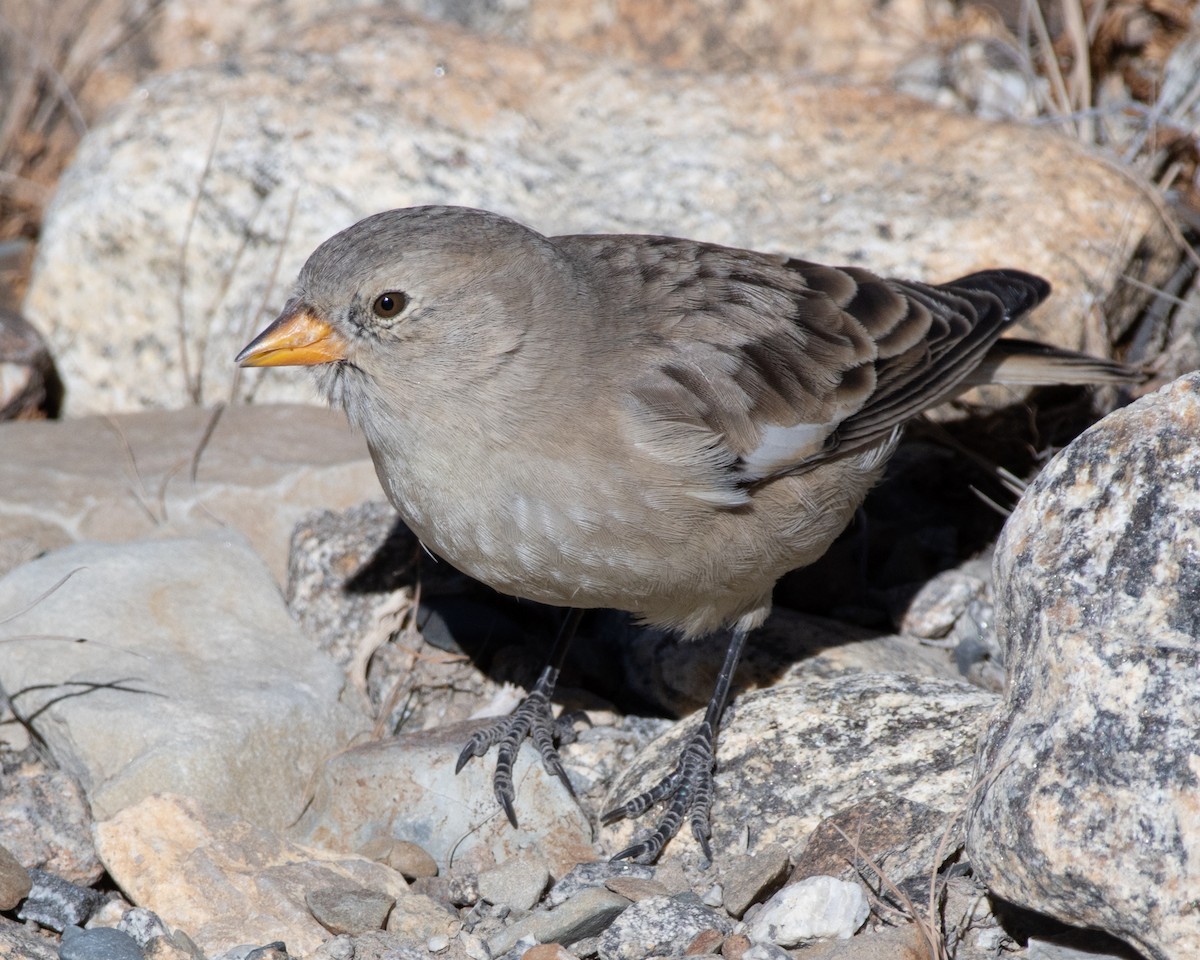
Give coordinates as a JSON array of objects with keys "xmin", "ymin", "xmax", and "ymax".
[
  {"xmin": 603, "ymin": 623, "xmax": 750, "ymax": 864},
  {"xmin": 455, "ymin": 607, "xmax": 586, "ymax": 826}
]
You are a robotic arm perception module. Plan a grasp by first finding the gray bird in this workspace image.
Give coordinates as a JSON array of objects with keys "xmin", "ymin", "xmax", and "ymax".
[{"xmin": 238, "ymin": 205, "xmax": 1136, "ymax": 862}]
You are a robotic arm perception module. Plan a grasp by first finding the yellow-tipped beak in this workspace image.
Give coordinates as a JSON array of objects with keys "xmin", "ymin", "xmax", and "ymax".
[{"xmin": 236, "ymin": 304, "xmax": 349, "ymax": 367}]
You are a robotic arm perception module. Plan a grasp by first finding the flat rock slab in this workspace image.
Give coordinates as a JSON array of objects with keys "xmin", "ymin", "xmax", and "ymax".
[
  {"xmin": 290, "ymin": 720, "xmax": 596, "ymax": 879},
  {"xmin": 25, "ymin": 17, "xmax": 1174, "ymax": 414},
  {"xmin": 0, "ymin": 403, "xmax": 376, "ymax": 581},
  {"xmin": 0, "ymin": 534, "xmax": 371, "ymax": 829},
  {"xmin": 93, "ymin": 793, "xmax": 409, "ymax": 957}
]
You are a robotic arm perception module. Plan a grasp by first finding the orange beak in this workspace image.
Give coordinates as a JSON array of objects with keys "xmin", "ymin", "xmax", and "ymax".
[{"xmin": 236, "ymin": 303, "xmax": 349, "ymax": 367}]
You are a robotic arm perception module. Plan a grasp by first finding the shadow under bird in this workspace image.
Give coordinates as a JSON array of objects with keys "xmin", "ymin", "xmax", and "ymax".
[{"xmin": 237, "ymin": 205, "xmax": 1138, "ymax": 863}]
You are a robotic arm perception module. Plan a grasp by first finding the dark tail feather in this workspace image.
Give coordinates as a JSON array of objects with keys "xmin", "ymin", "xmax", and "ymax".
[
  {"xmin": 969, "ymin": 337, "xmax": 1147, "ymax": 386},
  {"xmin": 945, "ymin": 269, "xmax": 1052, "ymax": 319}
]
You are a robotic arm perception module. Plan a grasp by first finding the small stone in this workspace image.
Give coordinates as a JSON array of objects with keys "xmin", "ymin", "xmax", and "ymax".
[
  {"xmin": 144, "ymin": 935, "xmax": 205, "ymax": 960},
  {"xmin": 520, "ymin": 945, "xmax": 579, "ymax": 960},
  {"xmin": 305, "ymin": 935, "xmax": 355, "ymax": 960},
  {"xmin": 488, "ymin": 887, "xmax": 630, "ymax": 956},
  {"xmin": 685, "ymin": 927, "xmax": 724, "ymax": 954},
  {"xmin": 427, "ymin": 933, "xmax": 451, "ymax": 952},
  {"xmin": 546, "ymin": 862, "xmax": 654, "ymax": 907},
  {"xmin": 721, "ymin": 845, "xmax": 790, "ymax": 919},
  {"xmin": 0, "ymin": 843, "xmax": 31, "ymax": 909},
  {"xmin": 385, "ymin": 892, "xmax": 460, "ymax": 940},
  {"xmin": 60, "ymin": 925, "xmax": 145, "ymax": 960},
  {"xmin": 118, "ymin": 907, "xmax": 170, "ymax": 946},
  {"xmin": 366, "ymin": 838, "xmax": 439, "ymax": 880},
  {"xmin": 721, "ymin": 933, "xmax": 751, "ymax": 960},
  {"xmin": 746, "ymin": 876, "xmax": 868, "ymax": 946},
  {"xmin": 477, "ymin": 857, "xmax": 550, "ymax": 913},
  {"xmin": 16, "ymin": 869, "xmax": 102, "ymax": 931},
  {"xmin": 411, "ymin": 873, "xmax": 479, "ymax": 906},
  {"xmin": 306, "ymin": 882, "xmax": 396, "ymax": 935}
]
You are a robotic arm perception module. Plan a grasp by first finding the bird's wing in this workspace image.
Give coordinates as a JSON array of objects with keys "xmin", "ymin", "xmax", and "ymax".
[{"xmin": 554, "ymin": 235, "xmax": 1047, "ymax": 503}]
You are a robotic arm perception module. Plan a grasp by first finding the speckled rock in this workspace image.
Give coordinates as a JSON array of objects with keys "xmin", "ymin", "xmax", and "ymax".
[
  {"xmin": 305, "ymin": 882, "xmax": 396, "ymax": 936},
  {"xmin": 476, "ymin": 856, "xmax": 549, "ymax": 913},
  {"xmin": 486, "ymin": 887, "xmax": 630, "ymax": 956},
  {"xmin": 967, "ymin": 372, "xmax": 1200, "ymax": 960},
  {"xmin": 594, "ymin": 895, "xmax": 734, "ymax": 960},
  {"xmin": 25, "ymin": 18, "xmax": 1170, "ymax": 415},
  {"xmin": 606, "ymin": 674, "xmax": 996, "ymax": 863},
  {"xmin": 720, "ymin": 844, "xmax": 790, "ymax": 919},
  {"xmin": 15, "ymin": 869, "xmax": 103, "ymax": 932},
  {"xmin": 384, "ymin": 893, "xmax": 460, "ymax": 941}
]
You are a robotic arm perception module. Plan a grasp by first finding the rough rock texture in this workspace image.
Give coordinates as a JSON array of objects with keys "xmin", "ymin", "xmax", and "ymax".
[
  {"xmin": 0, "ymin": 535, "xmax": 372, "ymax": 829},
  {"xmin": 0, "ymin": 404, "xmax": 377, "ymax": 581},
  {"xmin": 606, "ymin": 674, "xmax": 996, "ymax": 862},
  {"xmin": 93, "ymin": 794, "xmax": 410, "ymax": 957},
  {"xmin": 289, "ymin": 721, "xmax": 595, "ymax": 877},
  {"xmin": 967, "ymin": 372, "xmax": 1200, "ymax": 960},
  {"xmin": 0, "ymin": 754, "xmax": 102, "ymax": 884},
  {"xmin": 24, "ymin": 17, "xmax": 1172, "ymax": 414}
]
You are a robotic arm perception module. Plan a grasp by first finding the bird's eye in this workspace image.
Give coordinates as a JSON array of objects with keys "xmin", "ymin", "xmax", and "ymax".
[{"xmin": 372, "ymin": 291, "xmax": 408, "ymax": 319}]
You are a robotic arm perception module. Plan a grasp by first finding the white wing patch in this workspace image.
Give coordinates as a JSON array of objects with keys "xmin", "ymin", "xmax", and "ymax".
[{"xmin": 740, "ymin": 421, "xmax": 833, "ymax": 479}]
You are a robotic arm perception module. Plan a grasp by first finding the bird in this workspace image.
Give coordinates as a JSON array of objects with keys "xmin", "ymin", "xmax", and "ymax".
[{"xmin": 237, "ymin": 205, "xmax": 1138, "ymax": 863}]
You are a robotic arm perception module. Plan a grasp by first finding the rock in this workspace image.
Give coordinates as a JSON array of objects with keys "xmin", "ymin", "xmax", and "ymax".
[
  {"xmin": 0, "ymin": 535, "xmax": 371, "ymax": 829},
  {"xmin": 967, "ymin": 372, "xmax": 1200, "ymax": 960},
  {"xmin": 593, "ymin": 895, "xmax": 734, "ymax": 960},
  {"xmin": 486, "ymin": 887, "xmax": 631, "ymax": 956},
  {"xmin": 720, "ymin": 844, "xmax": 790, "ymax": 919},
  {"xmin": 384, "ymin": 893, "xmax": 460, "ymax": 941},
  {"xmin": 0, "ymin": 843, "xmax": 32, "ymax": 910},
  {"xmin": 92, "ymin": 793, "xmax": 409, "ymax": 957},
  {"xmin": 0, "ymin": 306, "xmax": 60, "ymax": 420},
  {"xmin": 25, "ymin": 19, "xmax": 1170, "ymax": 415},
  {"xmin": 476, "ymin": 856, "xmax": 549, "ymax": 913},
  {"xmin": 0, "ymin": 752, "xmax": 101, "ymax": 884},
  {"xmin": 605, "ymin": 674, "xmax": 996, "ymax": 863},
  {"xmin": 0, "ymin": 403, "xmax": 377, "ymax": 582},
  {"xmin": 603, "ymin": 877, "xmax": 672, "ymax": 903},
  {"xmin": 116, "ymin": 907, "xmax": 170, "ymax": 947},
  {"xmin": 305, "ymin": 882, "xmax": 396, "ymax": 935},
  {"xmin": 357, "ymin": 837, "xmax": 439, "ymax": 880},
  {"xmin": 0, "ymin": 915, "xmax": 59, "ymax": 959},
  {"xmin": 790, "ymin": 794, "xmax": 960, "ymax": 914},
  {"xmin": 289, "ymin": 722, "xmax": 595, "ymax": 877},
  {"xmin": 745, "ymin": 876, "xmax": 869, "ymax": 946},
  {"xmin": 59, "ymin": 925, "xmax": 145, "ymax": 960},
  {"xmin": 15, "ymin": 869, "xmax": 103, "ymax": 932},
  {"xmin": 895, "ymin": 568, "xmax": 987, "ymax": 640},
  {"xmin": 781, "ymin": 923, "xmax": 928, "ymax": 958},
  {"xmin": 545, "ymin": 862, "xmax": 656, "ymax": 907}
]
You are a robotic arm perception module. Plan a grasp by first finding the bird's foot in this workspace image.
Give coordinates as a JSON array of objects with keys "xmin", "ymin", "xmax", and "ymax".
[
  {"xmin": 602, "ymin": 719, "xmax": 717, "ymax": 864},
  {"xmin": 455, "ymin": 666, "xmax": 585, "ymax": 826}
]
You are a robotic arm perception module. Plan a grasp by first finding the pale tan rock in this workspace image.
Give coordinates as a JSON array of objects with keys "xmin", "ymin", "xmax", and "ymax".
[
  {"xmin": 0, "ymin": 403, "xmax": 375, "ymax": 582},
  {"xmin": 92, "ymin": 794, "xmax": 409, "ymax": 957},
  {"xmin": 26, "ymin": 18, "xmax": 1171, "ymax": 415},
  {"xmin": 384, "ymin": 893, "xmax": 460, "ymax": 941}
]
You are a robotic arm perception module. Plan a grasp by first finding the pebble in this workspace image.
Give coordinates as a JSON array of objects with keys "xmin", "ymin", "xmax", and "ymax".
[
  {"xmin": 117, "ymin": 907, "xmax": 170, "ymax": 946},
  {"xmin": 720, "ymin": 845, "xmax": 790, "ymax": 919},
  {"xmin": 545, "ymin": 862, "xmax": 654, "ymax": 907},
  {"xmin": 385, "ymin": 892, "xmax": 460, "ymax": 940},
  {"xmin": 603, "ymin": 877, "xmax": 671, "ymax": 902},
  {"xmin": 305, "ymin": 882, "xmax": 396, "ymax": 936},
  {"xmin": 59, "ymin": 925, "xmax": 145, "ymax": 960},
  {"xmin": 487, "ymin": 886, "xmax": 631, "ymax": 956},
  {"xmin": 746, "ymin": 876, "xmax": 868, "ymax": 946},
  {"xmin": 0, "ymin": 843, "xmax": 31, "ymax": 909},
  {"xmin": 16, "ymin": 869, "xmax": 103, "ymax": 931},
  {"xmin": 357, "ymin": 837, "xmax": 439, "ymax": 879},
  {"xmin": 477, "ymin": 856, "xmax": 550, "ymax": 913}
]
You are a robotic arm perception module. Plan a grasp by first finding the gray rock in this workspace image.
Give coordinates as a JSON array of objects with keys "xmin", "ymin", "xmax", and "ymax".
[
  {"xmin": 116, "ymin": 908, "xmax": 170, "ymax": 947},
  {"xmin": 24, "ymin": 19, "xmax": 1170, "ymax": 417},
  {"xmin": 0, "ymin": 843, "xmax": 31, "ymax": 910},
  {"xmin": 720, "ymin": 844, "xmax": 790, "ymax": 919},
  {"xmin": 544, "ymin": 862, "xmax": 655, "ymax": 908},
  {"xmin": 895, "ymin": 568, "xmax": 987, "ymax": 640},
  {"xmin": 968, "ymin": 372, "xmax": 1200, "ymax": 960},
  {"xmin": 0, "ymin": 404, "xmax": 378, "ymax": 583},
  {"xmin": 594, "ymin": 894, "xmax": 734, "ymax": 960},
  {"xmin": 486, "ymin": 887, "xmax": 630, "ymax": 956},
  {"xmin": 0, "ymin": 534, "xmax": 371, "ymax": 829},
  {"xmin": 59, "ymin": 925, "xmax": 145, "ymax": 960},
  {"xmin": 384, "ymin": 893, "xmax": 460, "ymax": 941},
  {"xmin": 745, "ymin": 876, "xmax": 869, "ymax": 946},
  {"xmin": 305, "ymin": 882, "xmax": 396, "ymax": 935},
  {"xmin": 16, "ymin": 870, "xmax": 102, "ymax": 932},
  {"xmin": 476, "ymin": 856, "xmax": 549, "ymax": 913},
  {"xmin": 606, "ymin": 674, "xmax": 996, "ymax": 863},
  {"xmin": 0, "ymin": 750, "xmax": 101, "ymax": 884},
  {"xmin": 289, "ymin": 722, "xmax": 594, "ymax": 878}
]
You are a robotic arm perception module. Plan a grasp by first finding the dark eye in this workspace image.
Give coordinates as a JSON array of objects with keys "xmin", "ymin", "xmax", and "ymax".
[{"xmin": 372, "ymin": 291, "xmax": 408, "ymax": 319}]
